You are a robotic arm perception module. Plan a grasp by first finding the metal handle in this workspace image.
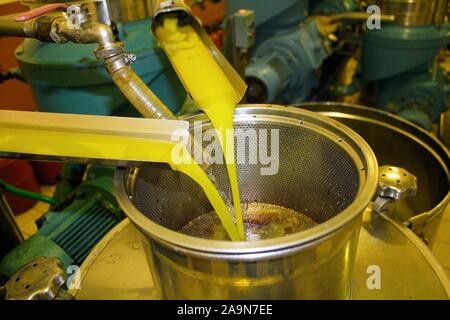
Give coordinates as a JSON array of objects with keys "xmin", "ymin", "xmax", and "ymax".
[
  {"xmin": 14, "ymin": 3, "xmax": 68, "ymax": 22},
  {"xmin": 4, "ymin": 257, "xmax": 73, "ymax": 300},
  {"xmin": 373, "ymin": 166, "xmax": 418, "ymax": 215}
]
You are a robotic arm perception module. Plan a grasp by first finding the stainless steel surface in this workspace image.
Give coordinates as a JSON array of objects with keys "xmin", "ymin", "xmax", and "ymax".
[
  {"xmin": 299, "ymin": 102, "xmax": 450, "ymax": 245},
  {"xmin": 151, "ymin": 0, "xmax": 189, "ymax": 17},
  {"xmin": 373, "ymin": 166, "xmax": 418, "ymax": 217},
  {"xmin": 440, "ymin": 109, "xmax": 450, "ymax": 149},
  {"xmin": 115, "ymin": 105, "xmax": 379, "ymax": 299},
  {"xmin": 180, "ymin": 203, "xmax": 320, "ymax": 241},
  {"xmin": 72, "ymin": 218, "xmax": 450, "ymax": 300},
  {"xmin": 21, "ymin": 0, "xmax": 153, "ymax": 24},
  {"xmin": 151, "ymin": 0, "xmax": 247, "ymax": 105},
  {"xmin": 5, "ymin": 257, "xmax": 70, "ymax": 300},
  {"xmin": 372, "ymin": 0, "xmax": 449, "ymax": 26}
]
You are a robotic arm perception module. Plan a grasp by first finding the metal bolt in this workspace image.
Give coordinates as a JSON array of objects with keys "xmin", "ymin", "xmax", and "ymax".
[{"xmin": 124, "ymin": 53, "xmax": 137, "ymax": 65}]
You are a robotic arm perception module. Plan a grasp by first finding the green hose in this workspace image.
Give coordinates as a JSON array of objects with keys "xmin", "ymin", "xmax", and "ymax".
[{"xmin": 0, "ymin": 179, "xmax": 58, "ymax": 205}]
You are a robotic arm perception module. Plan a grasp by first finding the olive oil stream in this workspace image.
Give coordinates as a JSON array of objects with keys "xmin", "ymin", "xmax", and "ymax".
[
  {"xmin": 0, "ymin": 19, "xmax": 245, "ymax": 241},
  {"xmin": 155, "ymin": 18, "xmax": 245, "ymax": 240},
  {"xmin": 0, "ymin": 127, "xmax": 241, "ymax": 241}
]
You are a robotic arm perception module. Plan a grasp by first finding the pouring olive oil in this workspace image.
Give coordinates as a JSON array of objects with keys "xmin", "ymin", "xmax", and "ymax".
[
  {"xmin": 155, "ymin": 18, "xmax": 246, "ymax": 240},
  {"xmin": 0, "ymin": 18, "xmax": 246, "ymax": 242},
  {"xmin": 0, "ymin": 116, "xmax": 241, "ymax": 241}
]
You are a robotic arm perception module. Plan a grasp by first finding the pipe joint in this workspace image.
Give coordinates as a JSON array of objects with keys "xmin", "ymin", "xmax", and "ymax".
[{"xmin": 54, "ymin": 20, "xmax": 115, "ymax": 46}]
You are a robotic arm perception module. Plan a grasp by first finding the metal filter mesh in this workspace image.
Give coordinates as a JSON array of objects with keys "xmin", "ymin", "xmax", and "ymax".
[{"xmin": 127, "ymin": 118, "xmax": 361, "ymax": 241}]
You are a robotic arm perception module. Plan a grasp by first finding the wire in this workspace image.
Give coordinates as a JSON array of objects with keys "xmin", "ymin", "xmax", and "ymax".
[{"xmin": 0, "ymin": 178, "xmax": 58, "ymax": 205}]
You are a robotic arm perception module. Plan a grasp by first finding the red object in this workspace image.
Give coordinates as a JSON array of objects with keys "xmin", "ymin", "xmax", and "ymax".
[
  {"xmin": 0, "ymin": 2, "xmax": 37, "ymax": 112},
  {"xmin": 0, "ymin": 159, "xmax": 41, "ymax": 215},
  {"xmin": 14, "ymin": 3, "xmax": 68, "ymax": 22},
  {"xmin": 189, "ymin": 0, "xmax": 224, "ymax": 26},
  {"xmin": 210, "ymin": 29, "xmax": 225, "ymax": 50},
  {"xmin": 32, "ymin": 161, "xmax": 64, "ymax": 185}
]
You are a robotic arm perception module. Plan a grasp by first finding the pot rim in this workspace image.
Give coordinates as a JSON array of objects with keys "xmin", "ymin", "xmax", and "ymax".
[
  {"xmin": 298, "ymin": 101, "xmax": 450, "ymax": 223},
  {"xmin": 114, "ymin": 104, "xmax": 379, "ymax": 255}
]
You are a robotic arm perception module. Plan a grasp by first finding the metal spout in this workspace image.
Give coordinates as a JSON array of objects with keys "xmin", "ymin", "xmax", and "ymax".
[{"xmin": 151, "ymin": 0, "xmax": 247, "ymax": 103}]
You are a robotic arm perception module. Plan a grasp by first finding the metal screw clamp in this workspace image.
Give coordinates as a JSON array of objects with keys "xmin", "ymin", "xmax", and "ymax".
[{"xmin": 94, "ymin": 42, "xmax": 125, "ymax": 59}]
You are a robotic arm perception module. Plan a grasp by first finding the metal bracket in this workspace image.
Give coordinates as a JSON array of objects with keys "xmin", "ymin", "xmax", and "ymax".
[
  {"xmin": 373, "ymin": 166, "xmax": 418, "ymax": 216},
  {"xmin": 4, "ymin": 257, "xmax": 73, "ymax": 300}
]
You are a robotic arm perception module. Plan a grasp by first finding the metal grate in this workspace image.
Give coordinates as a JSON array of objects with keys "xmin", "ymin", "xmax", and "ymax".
[{"xmin": 129, "ymin": 118, "xmax": 360, "ymax": 241}]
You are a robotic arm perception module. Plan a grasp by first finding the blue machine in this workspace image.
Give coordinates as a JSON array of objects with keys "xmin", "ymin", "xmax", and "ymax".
[
  {"xmin": 226, "ymin": 0, "xmax": 357, "ymax": 103},
  {"xmin": 245, "ymin": 20, "xmax": 329, "ymax": 103},
  {"xmin": 309, "ymin": 0, "xmax": 359, "ymax": 16},
  {"xmin": 0, "ymin": 2, "xmax": 187, "ymax": 274},
  {"xmin": 362, "ymin": 10, "xmax": 449, "ymax": 130},
  {"xmin": 226, "ymin": 0, "xmax": 448, "ymax": 129}
]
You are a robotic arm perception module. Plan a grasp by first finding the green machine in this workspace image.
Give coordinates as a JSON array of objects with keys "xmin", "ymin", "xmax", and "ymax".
[
  {"xmin": 0, "ymin": 166, "xmax": 122, "ymax": 278},
  {"xmin": 362, "ymin": 0, "xmax": 449, "ymax": 130},
  {"xmin": 0, "ymin": 1, "xmax": 186, "ymax": 276},
  {"xmin": 17, "ymin": 0, "xmax": 186, "ymax": 116}
]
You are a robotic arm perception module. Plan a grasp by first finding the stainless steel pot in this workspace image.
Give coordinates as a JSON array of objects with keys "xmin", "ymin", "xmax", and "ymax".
[
  {"xmin": 114, "ymin": 105, "xmax": 379, "ymax": 299},
  {"xmin": 72, "ymin": 218, "xmax": 450, "ymax": 300},
  {"xmin": 298, "ymin": 102, "xmax": 450, "ymax": 246}
]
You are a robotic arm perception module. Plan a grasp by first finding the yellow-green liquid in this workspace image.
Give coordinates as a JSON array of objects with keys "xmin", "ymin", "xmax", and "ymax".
[
  {"xmin": 155, "ymin": 18, "xmax": 245, "ymax": 240},
  {"xmin": 0, "ymin": 19, "xmax": 246, "ymax": 241},
  {"xmin": 0, "ymin": 127, "xmax": 241, "ymax": 241}
]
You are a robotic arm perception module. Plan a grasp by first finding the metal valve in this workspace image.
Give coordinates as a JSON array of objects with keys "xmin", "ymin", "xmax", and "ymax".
[
  {"xmin": 2, "ymin": 257, "xmax": 73, "ymax": 300},
  {"xmin": 378, "ymin": 166, "xmax": 418, "ymax": 200},
  {"xmin": 373, "ymin": 166, "xmax": 418, "ymax": 215}
]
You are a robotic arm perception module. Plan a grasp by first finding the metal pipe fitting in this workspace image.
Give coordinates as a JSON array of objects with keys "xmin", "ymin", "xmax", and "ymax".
[
  {"xmin": 0, "ymin": 6, "xmax": 177, "ymax": 120},
  {"xmin": 64, "ymin": 19, "xmax": 177, "ymax": 120},
  {"xmin": 109, "ymin": 64, "xmax": 177, "ymax": 120},
  {"xmin": 52, "ymin": 19, "xmax": 115, "ymax": 47},
  {"xmin": 0, "ymin": 13, "xmax": 61, "ymax": 41},
  {"xmin": 55, "ymin": 18, "xmax": 177, "ymax": 120},
  {"xmin": 0, "ymin": 15, "xmax": 28, "ymax": 37}
]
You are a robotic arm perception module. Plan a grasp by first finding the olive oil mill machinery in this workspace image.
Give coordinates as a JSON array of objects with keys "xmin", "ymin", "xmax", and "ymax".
[{"xmin": 0, "ymin": 1, "xmax": 448, "ymax": 298}]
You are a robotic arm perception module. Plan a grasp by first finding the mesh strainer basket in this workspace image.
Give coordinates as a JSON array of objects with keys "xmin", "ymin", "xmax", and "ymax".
[{"xmin": 115, "ymin": 105, "xmax": 378, "ymax": 300}]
